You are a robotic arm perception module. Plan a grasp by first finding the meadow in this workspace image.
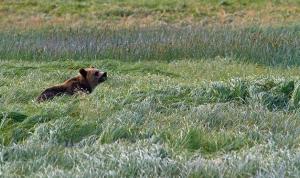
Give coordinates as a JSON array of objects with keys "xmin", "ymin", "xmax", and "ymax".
[{"xmin": 1, "ymin": 0, "xmax": 300, "ymax": 177}]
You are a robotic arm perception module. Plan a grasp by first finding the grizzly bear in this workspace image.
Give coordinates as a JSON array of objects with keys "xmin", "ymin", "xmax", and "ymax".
[{"xmin": 37, "ymin": 67, "xmax": 107, "ymax": 102}]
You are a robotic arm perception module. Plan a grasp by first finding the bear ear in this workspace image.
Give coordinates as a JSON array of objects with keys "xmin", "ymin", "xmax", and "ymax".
[{"xmin": 79, "ymin": 68, "xmax": 87, "ymax": 78}]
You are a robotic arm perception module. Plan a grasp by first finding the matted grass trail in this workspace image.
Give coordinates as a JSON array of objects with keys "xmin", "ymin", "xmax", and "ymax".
[{"xmin": 2, "ymin": 59, "xmax": 300, "ymax": 177}]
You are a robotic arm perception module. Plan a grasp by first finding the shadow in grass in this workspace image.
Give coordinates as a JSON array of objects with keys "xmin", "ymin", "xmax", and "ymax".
[
  {"xmin": 57, "ymin": 123, "xmax": 97, "ymax": 146},
  {"xmin": 0, "ymin": 111, "xmax": 29, "ymax": 145},
  {"xmin": 184, "ymin": 129, "xmax": 254, "ymax": 154},
  {"xmin": 0, "ymin": 111, "xmax": 28, "ymax": 122}
]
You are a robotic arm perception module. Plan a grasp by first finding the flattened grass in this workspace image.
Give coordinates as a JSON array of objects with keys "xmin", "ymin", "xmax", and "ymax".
[{"xmin": 1, "ymin": 60, "xmax": 300, "ymax": 177}]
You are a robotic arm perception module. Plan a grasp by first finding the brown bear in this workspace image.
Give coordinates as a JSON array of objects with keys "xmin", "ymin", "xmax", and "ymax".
[{"xmin": 37, "ymin": 67, "xmax": 107, "ymax": 102}]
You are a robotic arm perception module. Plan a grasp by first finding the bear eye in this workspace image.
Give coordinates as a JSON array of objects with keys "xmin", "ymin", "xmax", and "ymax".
[{"xmin": 95, "ymin": 71, "xmax": 100, "ymax": 76}]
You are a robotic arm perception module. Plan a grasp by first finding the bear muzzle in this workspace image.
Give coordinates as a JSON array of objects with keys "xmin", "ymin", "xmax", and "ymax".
[{"xmin": 98, "ymin": 72, "xmax": 107, "ymax": 83}]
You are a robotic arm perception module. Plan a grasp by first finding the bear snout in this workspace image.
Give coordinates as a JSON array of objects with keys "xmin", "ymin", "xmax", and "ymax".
[{"xmin": 98, "ymin": 72, "xmax": 107, "ymax": 83}]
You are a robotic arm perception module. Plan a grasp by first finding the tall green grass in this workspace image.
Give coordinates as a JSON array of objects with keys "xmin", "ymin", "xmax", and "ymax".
[{"xmin": 0, "ymin": 25, "xmax": 299, "ymax": 66}]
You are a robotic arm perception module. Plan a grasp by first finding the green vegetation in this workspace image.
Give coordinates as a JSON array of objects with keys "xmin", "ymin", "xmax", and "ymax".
[
  {"xmin": 0, "ymin": 0, "xmax": 299, "ymax": 28},
  {"xmin": 1, "ymin": 0, "xmax": 300, "ymax": 177},
  {"xmin": 1, "ymin": 25, "xmax": 299, "ymax": 66},
  {"xmin": 2, "ymin": 59, "xmax": 300, "ymax": 177}
]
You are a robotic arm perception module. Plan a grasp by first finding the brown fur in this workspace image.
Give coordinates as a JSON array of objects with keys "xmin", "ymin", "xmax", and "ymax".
[{"xmin": 37, "ymin": 67, "xmax": 107, "ymax": 102}]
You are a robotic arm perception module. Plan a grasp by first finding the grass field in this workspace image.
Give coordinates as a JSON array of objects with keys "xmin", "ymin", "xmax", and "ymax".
[
  {"xmin": 0, "ymin": 0, "xmax": 299, "ymax": 28},
  {"xmin": 0, "ymin": 25, "xmax": 299, "ymax": 66},
  {"xmin": 1, "ymin": 0, "xmax": 300, "ymax": 177}
]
